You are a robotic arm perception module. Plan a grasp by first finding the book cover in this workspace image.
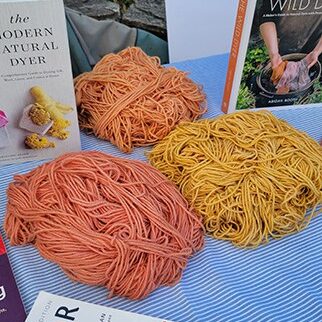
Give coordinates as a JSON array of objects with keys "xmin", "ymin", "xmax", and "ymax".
[
  {"xmin": 0, "ymin": 235, "xmax": 26, "ymax": 322},
  {"xmin": 26, "ymin": 291, "xmax": 172, "ymax": 322},
  {"xmin": 222, "ymin": 0, "xmax": 322, "ymax": 113},
  {"xmin": 0, "ymin": 0, "xmax": 81, "ymax": 165}
]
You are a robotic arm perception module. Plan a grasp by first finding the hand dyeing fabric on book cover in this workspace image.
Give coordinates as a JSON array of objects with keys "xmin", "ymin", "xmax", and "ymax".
[{"xmin": 223, "ymin": 0, "xmax": 322, "ymax": 113}]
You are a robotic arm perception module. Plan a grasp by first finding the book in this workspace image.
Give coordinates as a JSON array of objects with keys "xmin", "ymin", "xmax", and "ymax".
[
  {"xmin": 0, "ymin": 0, "xmax": 81, "ymax": 166},
  {"xmin": 222, "ymin": 0, "xmax": 322, "ymax": 113},
  {"xmin": 0, "ymin": 234, "xmax": 26, "ymax": 322},
  {"xmin": 26, "ymin": 291, "xmax": 172, "ymax": 322}
]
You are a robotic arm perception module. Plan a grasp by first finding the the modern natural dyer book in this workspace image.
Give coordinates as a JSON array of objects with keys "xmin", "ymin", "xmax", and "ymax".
[
  {"xmin": 0, "ymin": 0, "xmax": 81, "ymax": 165},
  {"xmin": 222, "ymin": 0, "xmax": 322, "ymax": 113},
  {"xmin": 26, "ymin": 291, "xmax": 172, "ymax": 322},
  {"xmin": 0, "ymin": 235, "xmax": 26, "ymax": 322}
]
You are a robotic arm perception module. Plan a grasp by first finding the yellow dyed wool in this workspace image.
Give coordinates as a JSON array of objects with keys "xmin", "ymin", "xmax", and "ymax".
[{"xmin": 148, "ymin": 111, "xmax": 322, "ymax": 248}]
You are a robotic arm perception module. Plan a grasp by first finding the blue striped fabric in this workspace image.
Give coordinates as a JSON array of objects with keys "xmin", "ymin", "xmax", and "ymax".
[{"xmin": 1, "ymin": 54, "xmax": 322, "ymax": 322}]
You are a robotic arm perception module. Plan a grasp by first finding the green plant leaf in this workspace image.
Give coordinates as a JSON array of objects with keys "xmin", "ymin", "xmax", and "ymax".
[{"xmin": 236, "ymin": 82, "xmax": 256, "ymax": 110}]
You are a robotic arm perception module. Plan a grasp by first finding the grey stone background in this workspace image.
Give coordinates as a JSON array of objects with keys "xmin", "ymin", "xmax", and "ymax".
[{"xmin": 64, "ymin": 0, "xmax": 167, "ymax": 39}]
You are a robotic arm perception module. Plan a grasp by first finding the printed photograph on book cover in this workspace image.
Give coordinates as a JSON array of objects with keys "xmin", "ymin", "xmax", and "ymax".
[{"xmin": 237, "ymin": 0, "xmax": 322, "ymax": 110}]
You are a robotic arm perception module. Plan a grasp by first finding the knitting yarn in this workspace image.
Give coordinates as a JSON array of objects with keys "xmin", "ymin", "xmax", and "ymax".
[
  {"xmin": 74, "ymin": 47, "xmax": 206, "ymax": 152},
  {"xmin": 4, "ymin": 151, "xmax": 204, "ymax": 299},
  {"xmin": 148, "ymin": 111, "xmax": 322, "ymax": 248}
]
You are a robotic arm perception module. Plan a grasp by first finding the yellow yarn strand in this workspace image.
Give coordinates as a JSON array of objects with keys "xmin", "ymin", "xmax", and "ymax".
[{"xmin": 148, "ymin": 111, "xmax": 322, "ymax": 248}]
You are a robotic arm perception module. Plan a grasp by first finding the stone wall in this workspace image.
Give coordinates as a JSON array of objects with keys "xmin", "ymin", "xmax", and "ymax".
[
  {"xmin": 64, "ymin": 0, "xmax": 120, "ymax": 20},
  {"xmin": 122, "ymin": 0, "xmax": 166, "ymax": 38},
  {"xmin": 64, "ymin": 0, "xmax": 167, "ymax": 38}
]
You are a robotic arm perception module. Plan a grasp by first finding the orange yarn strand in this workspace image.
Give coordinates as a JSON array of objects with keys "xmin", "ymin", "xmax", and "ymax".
[
  {"xmin": 4, "ymin": 151, "xmax": 204, "ymax": 299},
  {"xmin": 74, "ymin": 47, "xmax": 206, "ymax": 152}
]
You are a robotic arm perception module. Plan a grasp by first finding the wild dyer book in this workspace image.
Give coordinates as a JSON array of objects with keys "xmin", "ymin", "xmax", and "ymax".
[
  {"xmin": 0, "ymin": 234, "xmax": 26, "ymax": 322},
  {"xmin": 222, "ymin": 0, "xmax": 322, "ymax": 113},
  {"xmin": 0, "ymin": 0, "xmax": 81, "ymax": 165}
]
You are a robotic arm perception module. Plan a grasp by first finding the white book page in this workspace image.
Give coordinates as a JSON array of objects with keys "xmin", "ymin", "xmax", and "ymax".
[
  {"xmin": 26, "ymin": 292, "xmax": 171, "ymax": 322},
  {"xmin": 165, "ymin": 0, "xmax": 239, "ymax": 63}
]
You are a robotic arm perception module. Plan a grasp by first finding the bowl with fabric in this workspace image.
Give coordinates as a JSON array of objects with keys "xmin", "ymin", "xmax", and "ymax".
[{"xmin": 256, "ymin": 53, "xmax": 321, "ymax": 107}]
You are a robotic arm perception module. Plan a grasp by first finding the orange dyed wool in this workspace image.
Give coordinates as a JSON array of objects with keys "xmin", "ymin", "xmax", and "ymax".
[
  {"xmin": 5, "ymin": 151, "xmax": 204, "ymax": 299},
  {"xmin": 74, "ymin": 47, "xmax": 206, "ymax": 152}
]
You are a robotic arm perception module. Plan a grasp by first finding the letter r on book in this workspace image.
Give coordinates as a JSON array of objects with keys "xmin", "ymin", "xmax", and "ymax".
[{"xmin": 55, "ymin": 306, "xmax": 79, "ymax": 321}]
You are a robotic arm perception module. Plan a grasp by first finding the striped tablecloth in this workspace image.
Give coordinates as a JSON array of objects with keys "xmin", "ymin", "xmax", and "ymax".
[{"xmin": 1, "ymin": 54, "xmax": 322, "ymax": 322}]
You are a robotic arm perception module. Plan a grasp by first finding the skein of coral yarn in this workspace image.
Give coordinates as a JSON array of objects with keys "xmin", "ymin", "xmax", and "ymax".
[
  {"xmin": 74, "ymin": 47, "xmax": 206, "ymax": 152},
  {"xmin": 5, "ymin": 151, "xmax": 204, "ymax": 299},
  {"xmin": 148, "ymin": 111, "xmax": 322, "ymax": 248}
]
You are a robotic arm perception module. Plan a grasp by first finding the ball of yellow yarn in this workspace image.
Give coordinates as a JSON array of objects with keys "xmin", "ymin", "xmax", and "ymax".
[{"xmin": 148, "ymin": 111, "xmax": 322, "ymax": 247}]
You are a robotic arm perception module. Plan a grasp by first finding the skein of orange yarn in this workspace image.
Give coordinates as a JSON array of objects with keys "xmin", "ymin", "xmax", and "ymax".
[
  {"xmin": 4, "ymin": 151, "xmax": 204, "ymax": 299},
  {"xmin": 74, "ymin": 47, "xmax": 206, "ymax": 152}
]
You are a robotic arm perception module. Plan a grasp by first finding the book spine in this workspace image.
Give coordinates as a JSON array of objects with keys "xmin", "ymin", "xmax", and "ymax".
[{"xmin": 222, "ymin": 0, "xmax": 248, "ymax": 113}]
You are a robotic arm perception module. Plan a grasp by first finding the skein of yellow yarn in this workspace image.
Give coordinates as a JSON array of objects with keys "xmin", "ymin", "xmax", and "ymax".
[{"xmin": 148, "ymin": 111, "xmax": 322, "ymax": 248}]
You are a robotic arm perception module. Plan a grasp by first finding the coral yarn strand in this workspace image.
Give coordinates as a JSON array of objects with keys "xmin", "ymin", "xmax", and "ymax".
[
  {"xmin": 74, "ymin": 47, "xmax": 206, "ymax": 152},
  {"xmin": 4, "ymin": 151, "xmax": 204, "ymax": 299}
]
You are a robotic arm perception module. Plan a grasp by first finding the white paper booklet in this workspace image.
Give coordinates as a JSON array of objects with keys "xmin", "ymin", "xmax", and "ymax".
[
  {"xmin": 0, "ymin": 0, "xmax": 81, "ymax": 165},
  {"xmin": 165, "ymin": 0, "xmax": 239, "ymax": 63},
  {"xmin": 25, "ymin": 291, "xmax": 172, "ymax": 322}
]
